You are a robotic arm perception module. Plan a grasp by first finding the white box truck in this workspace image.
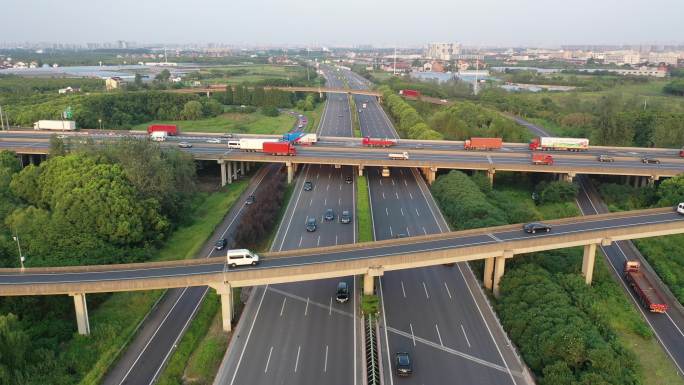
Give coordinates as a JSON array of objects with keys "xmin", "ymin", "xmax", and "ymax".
[
  {"xmin": 238, "ymin": 138, "xmax": 279, "ymax": 151},
  {"xmin": 388, "ymin": 152, "xmax": 409, "ymax": 160},
  {"xmin": 33, "ymin": 120, "xmax": 76, "ymax": 131},
  {"xmin": 150, "ymin": 131, "xmax": 168, "ymax": 142}
]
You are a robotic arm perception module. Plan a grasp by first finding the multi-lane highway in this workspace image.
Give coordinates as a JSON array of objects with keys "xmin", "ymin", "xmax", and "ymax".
[{"xmin": 214, "ymin": 65, "xmax": 361, "ymax": 385}]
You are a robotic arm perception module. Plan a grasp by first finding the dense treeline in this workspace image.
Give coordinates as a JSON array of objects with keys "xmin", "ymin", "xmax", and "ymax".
[
  {"xmin": 379, "ymin": 86, "xmax": 443, "ymax": 139},
  {"xmin": 663, "ymin": 79, "xmax": 684, "ymax": 96},
  {"xmin": 0, "ymin": 142, "xmax": 197, "ymax": 384},
  {"xmin": 233, "ymin": 170, "xmax": 285, "ymax": 247},
  {"xmin": 428, "ymin": 101, "xmax": 531, "ymax": 142},
  {"xmin": 353, "ymin": 65, "xmax": 472, "ymax": 99},
  {"xmin": 216, "ymin": 85, "xmax": 319, "ymax": 110},
  {"xmin": 480, "ymin": 88, "xmax": 684, "ymax": 148},
  {"xmin": 0, "ymin": 75, "xmax": 105, "ymax": 96},
  {"xmin": 432, "ymin": 171, "xmax": 648, "ymax": 384},
  {"xmin": 502, "ymin": 70, "xmax": 650, "ymax": 91}
]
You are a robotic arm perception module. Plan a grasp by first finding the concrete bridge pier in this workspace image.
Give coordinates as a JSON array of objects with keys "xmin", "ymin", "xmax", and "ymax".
[
  {"xmin": 493, "ymin": 251, "xmax": 514, "ymax": 298},
  {"xmin": 246, "ymin": 162, "xmax": 250, "ymax": 173},
  {"xmin": 421, "ymin": 167, "xmax": 437, "ymax": 185},
  {"xmin": 358, "ymin": 165, "xmax": 364, "ymax": 176},
  {"xmin": 232, "ymin": 162, "xmax": 238, "ymax": 180},
  {"xmin": 211, "ymin": 283, "xmax": 234, "ymax": 332},
  {"xmin": 649, "ymin": 175, "xmax": 659, "ymax": 186},
  {"xmin": 218, "ymin": 160, "xmax": 230, "ymax": 187},
  {"xmin": 287, "ymin": 162, "xmax": 294, "ymax": 184},
  {"xmin": 70, "ymin": 293, "xmax": 90, "ymax": 335},
  {"xmin": 487, "ymin": 169, "xmax": 495, "ymax": 186},
  {"xmin": 483, "ymin": 257, "xmax": 494, "ymax": 290},
  {"xmin": 240, "ymin": 162, "xmax": 245, "ymax": 176},
  {"xmin": 582, "ymin": 239, "xmax": 612, "ymax": 285},
  {"xmin": 363, "ymin": 267, "xmax": 384, "ymax": 295},
  {"xmin": 563, "ymin": 172, "xmax": 576, "ymax": 183}
]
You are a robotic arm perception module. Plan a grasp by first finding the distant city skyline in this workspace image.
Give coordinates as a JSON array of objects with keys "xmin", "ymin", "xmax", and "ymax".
[{"xmin": 2, "ymin": 0, "xmax": 684, "ymax": 47}]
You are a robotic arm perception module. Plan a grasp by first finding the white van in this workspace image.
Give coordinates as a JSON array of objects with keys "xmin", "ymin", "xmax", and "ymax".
[
  {"xmin": 227, "ymin": 140, "xmax": 240, "ymax": 149},
  {"xmin": 677, "ymin": 203, "xmax": 684, "ymax": 215},
  {"xmin": 150, "ymin": 131, "xmax": 168, "ymax": 142},
  {"xmin": 226, "ymin": 249, "xmax": 260, "ymax": 268}
]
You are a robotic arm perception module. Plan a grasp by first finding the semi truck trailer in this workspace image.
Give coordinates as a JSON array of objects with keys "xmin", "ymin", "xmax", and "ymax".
[
  {"xmin": 33, "ymin": 120, "xmax": 76, "ymax": 130},
  {"xmin": 529, "ymin": 136, "xmax": 589, "ymax": 151},
  {"xmin": 463, "ymin": 137, "xmax": 503, "ymax": 151},
  {"xmin": 362, "ymin": 137, "xmax": 396, "ymax": 148},
  {"xmin": 624, "ymin": 261, "xmax": 668, "ymax": 313}
]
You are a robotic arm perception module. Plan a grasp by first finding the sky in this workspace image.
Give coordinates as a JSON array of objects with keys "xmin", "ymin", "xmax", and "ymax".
[{"xmin": 2, "ymin": 0, "xmax": 683, "ymax": 47}]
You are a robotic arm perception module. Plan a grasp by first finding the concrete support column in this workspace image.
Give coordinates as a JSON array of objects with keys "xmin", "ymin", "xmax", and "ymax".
[
  {"xmin": 226, "ymin": 162, "xmax": 233, "ymax": 184},
  {"xmin": 219, "ymin": 161, "xmax": 227, "ymax": 187},
  {"xmin": 240, "ymin": 162, "xmax": 245, "ymax": 176},
  {"xmin": 563, "ymin": 173, "xmax": 576, "ymax": 183},
  {"xmin": 287, "ymin": 162, "xmax": 294, "ymax": 184},
  {"xmin": 70, "ymin": 293, "xmax": 90, "ymax": 335},
  {"xmin": 363, "ymin": 273, "xmax": 375, "ymax": 295},
  {"xmin": 232, "ymin": 162, "xmax": 238, "ymax": 180},
  {"xmin": 582, "ymin": 243, "xmax": 597, "ymax": 285},
  {"xmin": 649, "ymin": 176, "xmax": 659, "ymax": 186},
  {"xmin": 493, "ymin": 252, "xmax": 512, "ymax": 298},
  {"xmin": 428, "ymin": 167, "xmax": 436, "ymax": 185},
  {"xmin": 246, "ymin": 161, "xmax": 250, "ymax": 173},
  {"xmin": 212, "ymin": 284, "xmax": 234, "ymax": 332},
  {"xmin": 483, "ymin": 257, "xmax": 495, "ymax": 290},
  {"xmin": 358, "ymin": 165, "xmax": 364, "ymax": 176},
  {"xmin": 487, "ymin": 169, "xmax": 495, "ymax": 186}
]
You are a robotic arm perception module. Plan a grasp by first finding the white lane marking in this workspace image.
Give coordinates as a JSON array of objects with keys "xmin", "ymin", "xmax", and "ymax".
[
  {"xmin": 435, "ymin": 324, "xmax": 444, "ymax": 346},
  {"xmin": 665, "ymin": 313, "xmax": 684, "ymax": 339},
  {"xmin": 401, "ymin": 281, "xmax": 406, "ymax": 298},
  {"xmin": 268, "ymin": 287, "xmax": 354, "ymax": 318},
  {"xmin": 395, "ymin": 192, "xmax": 399, "ymax": 200},
  {"xmin": 389, "ymin": 226, "xmax": 393, "ymax": 237},
  {"xmin": 229, "ymin": 285, "xmax": 269, "ymax": 385},
  {"xmin": 423, "ymin": 226, "xmax": 427, "ymax": 235},
  {"xmin": 324, "ymin": 345, "xmax": 329, "ymax": 373},
  {"xmin": 353, "ymin": 276, "xmax": 358, "ymax": 385},
  {"xmin": 410, "ymin": 323, "xmax": 416, "ymax": 346},
  {"xmin": 264, "ymin": 346, "xmax": 274, "ymax": 373},
  {"xmin": 406, "ymin": 227, "xmax": 411, "ymax": 237},
  {"xmin": 277, "ymin": 166, "xmax": 310, "ymax": 251},
  {"xmin": 317, "ymin": 236, "xmax": 321, "ymax": 247},
  {"xmin": 326, "ymin": 184, "xmax": 330, "ymax": 191},
  {"xmin": 488, "ymin": 233, "xmax": 502, "ymax": 242},
  {"xmin": 382, "ymin": 191, "xmax": 385, "ymax": 199},
  {"xmin": 461, "ymin": 324, "xmax": 471, "ymax": 348},
  {"xmin": 304, "ymin": 297, "xmax": 310, "ymax": 316},
  {"xmin": 379, "ymin": 179, "xmax": 383, "ymax": 186},
  {"xmin": 444, "ymin": 282, "xmax": 452, "ymax": 299},
  {"xmin": 404, "ymin": 179, "xmax": 408, "ymax": 187},
  {"xmin": 392, "ymin": 179, "xmax": 396, "ymax": 186},
  {"xmin": 280, "ymin": 297, "xmax": 287, "ymax": 317},
  {"xmin": 298, "ymin": 236, "xmax": 303, "ymax": 248},
  {"xmin": 400, "ymin": 208, "xmax": 405, "ymax": 216},
  {"xmin": 409, "ymin": 192, "xmax": 413, "ymax": 199},
  {"xmin": 309, "ymin": 198, "xmax": 313, "ymax": 207},
  {"xmin": 415, "ymin": 208, "xmax": 420, "ymax": 217},
  {"xmin": 386, "ymin": 326, "xmax": 513, "ymax": 374},
  {"xmin": 422, "ymin": 282, "xmax": 430, "ymax": 299},
  {"xmin": 324, "ymin": 198, "xmax": 327, "ymax": 206},
  {"xmin": 338, "ymin": 198, "xmax": 341, "ymax": 206},
  {"xmin": 294, "ymin": 345, "xmax": 301, "ymax": 372},
  {"xmin": 329, "ymin": 297, "xmax": 333, "ymax": 315},
  {"xmin": 386, "ymin": 207, "xmax": 389, "ymax": 216},
  {"xmin": 335, "ymin": 235, "xmax": 338, "ymax": 245}
]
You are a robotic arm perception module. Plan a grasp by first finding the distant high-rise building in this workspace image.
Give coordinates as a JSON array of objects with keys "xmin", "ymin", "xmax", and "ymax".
[{"xmin": 425, "ymin": 42, "xmax": 461, "ymax": 60}]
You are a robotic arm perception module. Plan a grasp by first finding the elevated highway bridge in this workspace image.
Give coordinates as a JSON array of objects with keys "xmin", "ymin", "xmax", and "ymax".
[
  {"xmin": 0, "ymin": 208, "xmax": 682, "ymax": 335},
  {"xmin": 169, "ymin": 85, "xmax": 383, "ymax": 98}
]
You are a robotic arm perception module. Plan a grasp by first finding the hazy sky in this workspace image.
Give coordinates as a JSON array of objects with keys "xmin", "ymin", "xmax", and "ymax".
[{"xmin": 3, "ymin": 0, "xmax": 683, "ymax": 47}]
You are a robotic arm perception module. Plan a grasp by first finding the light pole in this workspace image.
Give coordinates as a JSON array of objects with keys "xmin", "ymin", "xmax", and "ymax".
[
  {"xmin": 98, "ymin": 118, "xmax": 103, "ymax": 130},
  {"xmin": 12, "ymin": 233, "xmax": 25, "ymax": 271}
]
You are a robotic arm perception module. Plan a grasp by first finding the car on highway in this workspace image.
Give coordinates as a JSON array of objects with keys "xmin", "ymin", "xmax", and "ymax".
[
  {"xmin": 245, "ymin": 195, "xmax": 256, "ymax": 205},
  {"xmin": 335, "ymin": 281, "xmax": 349, "ymax": 303},
  {"xmin": 393, "ymin": 233, "xmax": 407, "ymax": 239},
  {"xmin": 641, "ymin": 157, "xmax": 661, "ymax": 164},
  {"xmin": 597, "ymin": 154, "xmax": 614, "ymax": 162},
  {"xmin": 345, "ymin": 176, "xmax": 353, "ymax": 184},
  {"xmin": 206, "ymin": 138, "xmax": 221, "ymax": 144},
  {"xmin": 215, "ymin": 238, "xmax": 227, "ymax": 250},
  {"xmin": 222, "ymin": 133, "xmax": 234, "ymax": 138},
  {"xmin": 523, "ymin": 222, "xmax": 552, "ymax": 234},
  {"xmin": 226, "ymin": 249, "xmax": 259, "ymax": 268},
  {"xmin": 303, "ymin": 181, "xmax": 313, "ymax": 191},
  {"xmin": 306, "ymin": 217, "xmax": 317, "ymax": 232},
  {"xmin": 324, "ymin": 208, "xmax": 335, "ymax": 221},
  {"xmin": 178, "ymin": 142, "xmax": 193, "ymax": 148},
  {"xmin": 677, "ymin": 202, "xmax": 684, "ymax": 215},
  {"xmin": 340, "ymin": 210, "xmax": 352, "ymax": 224},
  {"xmin": 395, "ymin": 352, "xmax": 412, "ymax": 376}
]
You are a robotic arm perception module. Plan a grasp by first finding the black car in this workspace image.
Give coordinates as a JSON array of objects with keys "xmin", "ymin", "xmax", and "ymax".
[
  {"xmin": 393, "ymin": 233, "xmax": 407, "ymax": 239},
  {"xmin": 523, "ymin": 222, "xmax": 552, "ymax": 234},
  {"xmin": 324, "ymin": 208, "xmax": 335, "ymax": 221},
  {"xmin": 306, "ymin": 217, "xmax": 317, "ymax": 232},
  {"xmin": 303, "ymin": 181, "xmax": 313, "ymax": 191},
  {"xmin": 395, "ymin": 352, "xmax": 412, "ymax": 376},
  {"xmin": 335, "ymin": 281, "xmax": 349, "ymax": 303},
  {"xmin": 345, "ymin": 176, "xmax": 353, "ymax": 184},
  {"xmin": 597, "ymin": 154, "xmax": 614, "ymax": 162},
  {"xmin": 642, "ymin": 157, "xmax": 661, "ymax": 164},
  {"xmin": 340, "ymin": 210, "xmax": 352, "ymax": 224},
  {"xmin": 214, "ymin": 238, "xmax": 227, "ymax": 250},
  {"xmin": 245, "ymin": 195, "xmax": 256, "ymax": 205}
]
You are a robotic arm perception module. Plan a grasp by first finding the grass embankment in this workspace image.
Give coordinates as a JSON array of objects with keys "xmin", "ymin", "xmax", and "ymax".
[
  {"xmin": 356, "ymin": 175, "xmax": 373, "ymax": 242},
  {"xmin": 348, "ymin": 94, "xmax": 362, "ymax": 137},
  {"xmin": 431, "ymin": 171, "xmax": 683, "ymax": 385},
  {"xmin": 133, "ymin": 112, "xmax": 296, "ymax": 135},
  {"xmin": 302, "ymin": 102, "xmax": 324, "ymax": 133},
  {"xmin": 76, "ymin": 182, "xmax": 249, "ymax": 384},
  {"xmin": 199, "ymin": 64, "xmax": 309, "ymax": 85}
]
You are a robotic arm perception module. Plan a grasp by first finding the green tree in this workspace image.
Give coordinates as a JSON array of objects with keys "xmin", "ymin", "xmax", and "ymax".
[
  {"xmin": 260, "ymin": 105, "xmax": 280, "ymax": 117},
  {"xmin": 155, "ymin": 69, "xmax": 171, "ymax": 82},
  {"xmin": 134, "ymin": 73, "xmax": 144, "ymax": 88},
  {"xmin": 0, "ymin": 313, "xmax": 30, "ymax": 384},
  {"xmin": 657, "ymin": 174, "xmax": 684, "ymax": 206},
  {"xmin": 181, "ymin": 100, "xmax": 203, "ymax": 120}
]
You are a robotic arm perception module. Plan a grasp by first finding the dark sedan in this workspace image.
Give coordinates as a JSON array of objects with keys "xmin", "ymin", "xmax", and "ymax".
[
  {"xmin": 523, "ymin": 222, "xmax": 552, "ymax": 234},
  {"xmin": 395, "ymin": 352, "xmax": 412, "ymax": 376},
  {"xmin": 641, "ymin": 157, "xmax": 661, "ymax": 164}
]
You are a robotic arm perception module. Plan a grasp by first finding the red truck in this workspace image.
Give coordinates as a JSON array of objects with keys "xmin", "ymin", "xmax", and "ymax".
[
  {"xmin": 464, "ymin": 137, "xmax": 503, "ymax": 151},
  {"xmin": 399, "ymin": 89, "xmax": 421, "ymax": 98},
  {"xmin": 532, "ymin": 153, "xmax": 554, "ymax": 165},
  {"xmin": 147, "ymin": 124, "xmax": 178, "ymax": 136},
  {"xmin": 263, "ymin": 142, "xmax": 296, "ymax": 156},
  {"xmin": 362, "ymin": 137, "xmax": 396, "ymax": 148},
  {"xmin": 624, "ymin": 261, "xmax": 668, "ymax": 313},
  {"xmin": 679, "ymin": 147, "xmax": 684, "ymax": 157}
]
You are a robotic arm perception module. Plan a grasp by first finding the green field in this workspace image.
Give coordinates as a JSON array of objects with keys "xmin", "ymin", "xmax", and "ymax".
[
  {"xmin": 134, "ymin": 112, "xmax": 296, "ymax": 135},
  {"xmin": 74, "ymin": 183, "xmax": 249, "ymax": 384},
  {"xmin": 198, "ymin": 65, "xmax": 310, "ymax": 85},
  {"xmin": 356, "ymin": 175, "xmax": 373, "ymax": 242}
]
